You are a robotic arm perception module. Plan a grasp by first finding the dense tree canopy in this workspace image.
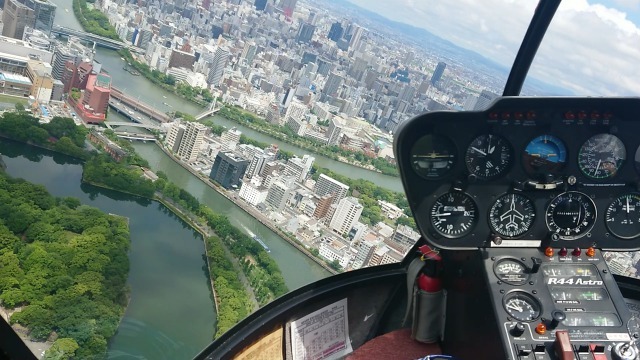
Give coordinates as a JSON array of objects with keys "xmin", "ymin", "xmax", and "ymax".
[{"xmin": 0, "ymin": 172, "xmax": 130, "ymax": 358}]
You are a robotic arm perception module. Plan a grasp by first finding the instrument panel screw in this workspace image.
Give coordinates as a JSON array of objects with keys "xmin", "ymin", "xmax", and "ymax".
[{"xmin": 567, "ymin": 176, "xmax": 577, "ymax": 185}]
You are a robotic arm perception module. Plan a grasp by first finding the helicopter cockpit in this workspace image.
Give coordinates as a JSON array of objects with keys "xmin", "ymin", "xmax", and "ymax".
[{"xmin": 191, "ymin": 1, "xmax": 640, "ymax": 359}]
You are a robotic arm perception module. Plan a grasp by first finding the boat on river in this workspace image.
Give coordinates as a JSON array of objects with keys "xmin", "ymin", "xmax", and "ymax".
[{"xmin": 242, "ymin": 225, "xmax": 270, "ymax": 252}]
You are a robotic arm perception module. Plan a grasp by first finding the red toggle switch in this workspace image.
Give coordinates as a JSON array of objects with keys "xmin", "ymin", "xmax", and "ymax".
[
  {"xmin": 572, "ymin": 247, "xmax": 581, "ymax": 257},
  {"xmin": 554, "ymin": 330, "xmax": 573, "ymax": 360},
  {"xmin": 559, "ymin": 247, "xmax": 568, "ymax": 257}
]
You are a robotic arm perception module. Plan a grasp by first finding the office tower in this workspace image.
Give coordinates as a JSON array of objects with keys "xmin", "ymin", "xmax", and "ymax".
[
  {"xmin": 23, "ymin": 0, "xmax": 56, "ymax": 35},
  {"xmin": 284, "ymin": 155, "xmax": 314, "ymax": 182},
  {"xmin": 26, "ymin": 60, "xmax": 53, "ymax": 103},
  {"xmin": 473, "ymin": 89, "xmax": 499, "ymax": 110},
  {"xmin": 296, "ymin": 22, "xmax": 315, "ymax": 43},
  {"xmin": 210, "ymin": 151, "xmax": 249, "ymax": 189},
  {"xmin": 285, "ymin": 100, "xmax": 307, "ymax": 121},
  {"xmin": 51, "ymin": 39, "xmax": 94, "ymax": 80},
  {"xmin": 177, "ymin": 122, "xmax": 207, "ymax": 162},
  {"xmin": 326, "ymin": 117, "xmax": 344, "ymax": 146},
  {"xmin": 166, "ymin": 122, "xmax": 185, "ymax": 153},
  {"xmin": 321, "ymin": 72, "xmax": 343, "ymax": 101},
  {"xmin": 220, "ymin": 127, "xmax": 241, "ymax": 150},
  {"xmin": 266, "ymin": 177, "xmax": 295, "ymax": 211},
  {"xmin": 238, "ymin": 178, "xmax": 269, "ymax": 206},
  {"xmin": 241, "ymin": 42, "xmax": 257, "ymax": 65},
  {"xmin": 254, "ymin": 0, "xmax": 267, "ymax": 11},
  {"xmin": 82, "ymin": 73, "xmax": 111, "ymax": 117},
  {"xmin": 246, "ymin": 152, "xmax": 272, "ymax": 179},
  {"xmin": 348, "ymin": 25, "xmax": 364, "ymax": 50},
  {"xmin": 430, "ymin": 61, "xmax": 447, "ymax": 86},
  {"xmin": 390, "ymin": 225, "xmax": 420, "ymax": 253},
  {"xmin": 207, "ymin": 46, "xmax": 229, "ymax": 86},
  {"xmin": 314, "ymin": 174, "xmax": 348, "ymax": 203},
  {"xmin": 313, "ymin": 194, "xmax": 334, "ymax": 219},
  {"xmin": 327, "ymin": 22, "xmax": 343, "ymax": 42},
  {"xmin": 329, "ymin": 197, "xmax": 363, "ymax": 236},
  {"xmin": 278, "ymin": 0, "xmax": 297, "ymax": 18},
  {"xmin": 2, "ymin": 0, "xmax": 35, "ymax": 39}
]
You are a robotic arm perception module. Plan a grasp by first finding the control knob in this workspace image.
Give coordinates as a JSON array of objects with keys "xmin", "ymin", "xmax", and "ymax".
[
  {"xmin": 612, "ymin": 343, "xmax": 638, "ymax": 360},
  {"xmin": 510, "ymin": 322, "xmax": 526, "ymax": 337}
]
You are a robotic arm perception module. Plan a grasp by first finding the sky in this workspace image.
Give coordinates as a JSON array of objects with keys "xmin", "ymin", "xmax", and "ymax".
[{"xmin": 346, "ymin": 0, "xmax": 640, "ymax": 96}]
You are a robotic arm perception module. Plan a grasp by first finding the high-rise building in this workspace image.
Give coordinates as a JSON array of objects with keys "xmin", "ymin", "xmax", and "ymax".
[
  {"xmin": 2, "ymin": 0, "xmax": 35, "ymax": 39},
  {"xmin": 241, "ymin": 42, "xmax": 257, "ymax": 65},
  {"xmin": 326, "ymin": 117, "xmax": 344, "ymax": 145},
  {"xmin": 389, "ymin": 224, "xmax": 420, "ymax": 254},
  {"xmin": 254, "ymin": 0, "xmax": 267, "ymax": 11},
  {"xmin": 284, "ymin": 155, "xmax": 314, "ymax": 182},
  {"xmin": 327, "ymin": 22, "xmax": 343, "ymax": 42},
  {"xmin": 321, "ymin": 72, "xmax": 343, "ymax": 101},
  {"xmin": 329, "ymin": 197, "xmax": 363, "ymax": 236},
  {"xmin": 26, "ymin": 60, "xmax": 53, "ymax": 103},
  {"xmin": 278, "ymin": 0, "xmax": 297, "ymax": 17},
  {"xmin": 207, "ymin": 46, "xmax": 229, "ymax": 86},
  {"xmin": 51, "ymin": 39, "xmax": 93, "ymax": 80},
  {"xmin": 313, "ymin": 194, "xmax": 334, "ymax": 219},
  {"xmin": 246, "ymin": 152, "xmax": 272, "ymax": 179},
  {"xmin": 473, "ymin": 89, "xmax": 499, "ymax": 110},
  {"xmin": 165, "ymin": 122, "xmax": 185, "ymax": 153},
  {"xmin": 296, "ymin": 22, "xmax": 315, "ymax": 44},
  {"xmin": 220, "ymin": 127, "xmax": 241, "ymax": 150},
  {"xmin": 22, "ymin": 0, "xmax": 56, "ymax": 35},
  {"xmin": 238, "ymin": 178, "xmax": 268, "ymax": 206},
  {"xmin": 266, "ymin": 177, "xmax": 294, "ymax": 211},
  {"xmin": 168, "ymin": 49, "xmax": 196, "ymax": 70},
  {"xmin": 210, "ymin": 151, "xmax": 249, "ymax": 189},
  {"xmin": 178, "ymin": 122, "xmax": 206, "ymax": 162},
  {"xmin": 82, "ymin": 73, "xmax": 111, "ymax": 114},
  {"xmin": 430, "ymin": 61, "xmax": 447, "ymax": 86},
  {"xmin": 314, "ymin": 173, "xmax": 349, "ymax": 203},
  {"xmin": 348, "ymin": 24, "xmax": 365, "ymax": 50}
]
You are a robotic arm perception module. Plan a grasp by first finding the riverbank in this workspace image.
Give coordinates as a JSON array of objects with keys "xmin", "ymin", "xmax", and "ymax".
[
  {"xmin": 0, "ymin": 306, "xmax": 52, "ymax": 358},
  {"xmin": 155, "ymin": 141, "xmax": 339, "ymax": 275}
]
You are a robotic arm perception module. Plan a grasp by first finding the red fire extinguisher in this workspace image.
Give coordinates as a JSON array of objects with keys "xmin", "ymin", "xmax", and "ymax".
[
  {"xmin": 417, "ymin": 244, "xmax": 442, "ymax": 292},
  {"xmin": 411, "ymin": 244, "xmax": 444, "ymax": 343}
]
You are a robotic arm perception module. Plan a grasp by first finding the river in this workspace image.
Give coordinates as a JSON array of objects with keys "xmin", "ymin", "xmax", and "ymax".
[{"xmin": 50, "ymin": 0, "xmax": 404, "ymax": 193}]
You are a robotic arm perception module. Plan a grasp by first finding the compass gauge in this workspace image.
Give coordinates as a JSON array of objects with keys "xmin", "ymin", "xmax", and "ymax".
[
  {"xmin": 605, "ymin": 193, "xmax": 640, "ymax": 239},
  {"xmin": 489, "ymin": 193, "xmax": 536, "ymax": 238}
]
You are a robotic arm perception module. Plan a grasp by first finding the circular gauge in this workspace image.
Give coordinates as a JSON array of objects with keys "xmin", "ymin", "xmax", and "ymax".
[
  {"xmin": 494, "ymin": 258, "xmax": 528, "ymax": 285},
  {"xmin": 546, "ymin": 191, "xmax": 597, "ymax": 240},
  {"xmin": 430, "ymin": 191, "xmax": 478, "ymax": 239},
  {"xmin": 465, "ymin": 134, "xmax": 513, "ymax": 180},
  {"xmin": 489, "ymin": 193, "xmax": 536, "ymax": 238},
  {"xmin": 605, "ymin": 193, "xmax": 640, "ymax": 239},
  {"xmin": 503, "ymin": 291, "xmax": 542, "ymax": 322},
  {"xmin": 410, "ymin": 135, "xmax": 457, "ymax": 180},
  {"xmin": 578, "ymin": 134, "xmax": 626, "ymax": 179},
  {"xmin": 523, "ymin": 135, "xmax": 567, "ymax": 176}
]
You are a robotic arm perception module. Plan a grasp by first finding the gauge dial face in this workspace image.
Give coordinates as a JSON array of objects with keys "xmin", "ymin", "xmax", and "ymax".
[
  {"xmin": 523, "ymin": 135, "xmax": 567, "ymax": 176},
  {"xmin": 410, "ymin": 135, "xmax": 457, "ymax": 180},
  {"xmin": 605, "ymin": 193, "xmax": 640, "ymax": 239},
  {"xmin": 465, "ymin": 134, "xmax": 513, "ymax": 180},
  {"xmin": 489, "ymin": 193, "xmax": 536, "ymax": 238},
  {"xmin": 503, "ymin": 292, "xmax": 541, "ymax": 322},
  {"xmin": 546, "ymin": 191, "xmax": 597, "ymax": 240},
  {"xmin": 494, "ymin": 258, "xmax": 528, "ymax": 285},
  {"xmin": 430, "ymin": 192, "xmax": 478, "ymax": 238},
  {"xmin": 578, "ymin": 134, "xmax": 626, "ymax": 179}
]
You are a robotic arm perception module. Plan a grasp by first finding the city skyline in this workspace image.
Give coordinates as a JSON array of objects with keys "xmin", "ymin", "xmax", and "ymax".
[{"xmin": 340, "ymin": 0, "xmax": 640, "ymax": 96}]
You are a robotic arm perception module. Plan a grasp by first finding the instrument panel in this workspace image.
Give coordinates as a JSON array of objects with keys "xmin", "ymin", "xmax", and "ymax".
[{"xmin": 394, "ymin": 97, "xmax": 640, "ymax": 251}]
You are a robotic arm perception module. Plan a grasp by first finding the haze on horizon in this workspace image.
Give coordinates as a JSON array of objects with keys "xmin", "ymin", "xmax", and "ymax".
[{"xmin": 345, "ymin": 0, "xmax": 640, "ymax": 96}]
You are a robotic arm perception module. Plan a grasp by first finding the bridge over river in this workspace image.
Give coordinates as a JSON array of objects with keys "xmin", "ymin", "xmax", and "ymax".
[{"xmin": 51, "ymin": 25, "xmax": 126, "ymax": 50}]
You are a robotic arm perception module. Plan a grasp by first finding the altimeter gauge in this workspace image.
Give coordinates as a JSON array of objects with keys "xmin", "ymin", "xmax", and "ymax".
[
  {"xmin": 605, "ymin": 193, "xmax": 640, "ymax": 239},
  {"xmin": 465, "ymin": 134, "xmax": 513, "ymax": 180},
  {"xmin": 546, "ymin": 191, "xmax": 597, "ymax": 240},
  {"xmin": 430, "ymin": 191, "xmax": 478, "ymax": 239},
  {"xmin": 578, "ymin": 134, "xmax": 626, "ymax": 179},
  {"xmin": 410, "ymin": 134, "xmax": 458, "ymax": 180},
  {"xmin": 489, "ymin": 193, "xmax": 536, "ymax": 238}
]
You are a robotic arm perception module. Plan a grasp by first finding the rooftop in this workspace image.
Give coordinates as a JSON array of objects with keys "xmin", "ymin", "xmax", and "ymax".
[{"xmin": 0, "ymin": 72, "xmax": 33, "ymax": 85}]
